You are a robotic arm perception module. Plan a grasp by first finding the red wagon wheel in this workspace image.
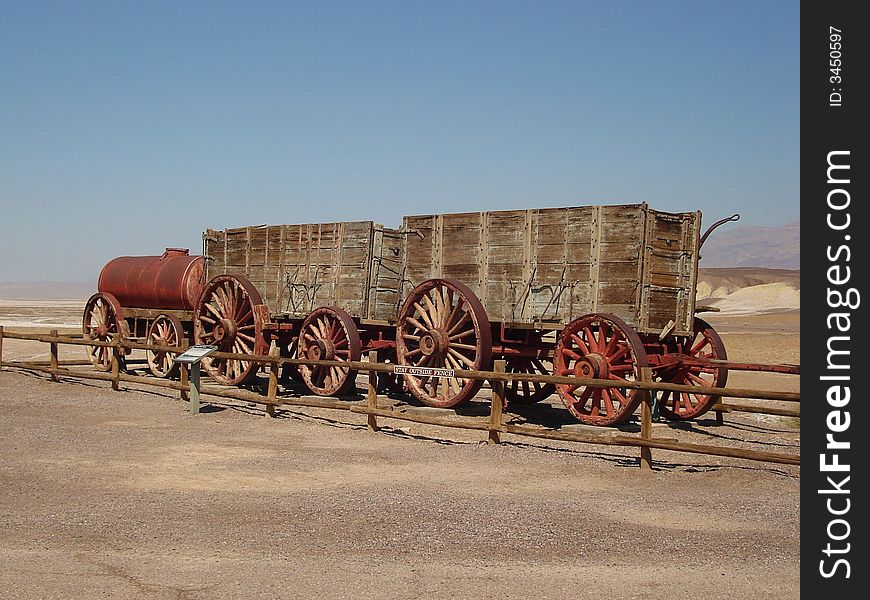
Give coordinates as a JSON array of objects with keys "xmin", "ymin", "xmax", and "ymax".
[
  {"xmin": 297, "ymin": 306, "xmax": 362, "ymax": 396},
  {"xmin": 82, "ymin": 292, "xmax": 130, "ymax": 371},
  {"xmin": 374, "ymin": 348, "xmax": 409, "ymax": 395},
  {"xmin": 656, "ymin": 318, "xmax": 728, "ymax": 421},
  {"xmin": 396, "ymin": 279, "xmax": 492, "ymax": 409},
  {"xmin": 193, "ymin": 275, "xmax": 266, "ymax": 386},
  {"xmin": 281, "ymin": 338, "xmax": 305, "ymax": 384},
  {"xmin": 554, "ymin": 313, "xmax": 648, "ymax": 426},
  {"xmin": 146, "ymin": 313, "xmax": 184, "ymax": 378},
  {"xmin": 504, "ymin": 334, "xmax": 556, "ymax": 404}
]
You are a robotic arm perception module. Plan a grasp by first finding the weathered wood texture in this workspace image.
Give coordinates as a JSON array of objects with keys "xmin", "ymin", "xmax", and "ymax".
[
  {"xmin": 402, "ymin": 204, "xmax": 700, "ymax": 335},
  {"xmin": 203, "ymin": 222, "xmax": 404, "ymax": 321}
]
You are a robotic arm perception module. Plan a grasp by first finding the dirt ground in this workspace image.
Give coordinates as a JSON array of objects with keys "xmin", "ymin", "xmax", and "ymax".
[{"xmin": 0, "ymin": 306, "xmax": 800, "ymax": 599}]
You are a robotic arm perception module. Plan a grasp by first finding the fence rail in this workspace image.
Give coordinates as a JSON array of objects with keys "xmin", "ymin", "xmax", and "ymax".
[{"xmin": 0, "ymin": 326, "xmax": 800, "ymax": 468}]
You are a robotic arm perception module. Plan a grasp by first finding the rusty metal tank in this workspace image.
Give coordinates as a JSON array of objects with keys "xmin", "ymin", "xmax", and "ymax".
[{"xmin": 98, "ymin": 248, "xmax": 204, "ymax": 310}]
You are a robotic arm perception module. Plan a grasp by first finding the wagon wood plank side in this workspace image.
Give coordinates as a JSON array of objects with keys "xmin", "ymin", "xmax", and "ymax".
[
  {"xmin": 368, "ymin": 226, "xmax": 405, "ymax": 321},
  {"xmin": 276, "ymin": 225, "xmax": 286, "ymax": 310},
  {"xmin": 525, "ymin": 209, "xmax": 538, "ymax": 321},
  {"xmin": 369, "ymin": 226, "xmax": 383, "ymax": 321},
  {"xmin": 478, "ymin": 212, "xmax": 489, "ymax": 310},
  {"xmin": 263, "ymin": 226, "xmax": 269, "ymax": 304},
  {"xmin": 203, "ymin": 221, "xmax": 402, "ymax": 323},
  {"xmin": 402, "ymin": 203, "xmax": 701, "ymax": 332},
  {"xmin": 589, "ymin": 205, "xmax": 602, "ymax": 314},
  {"xmin": 639, "ymin": 208, "xmax": 700, "ymax": 336}
]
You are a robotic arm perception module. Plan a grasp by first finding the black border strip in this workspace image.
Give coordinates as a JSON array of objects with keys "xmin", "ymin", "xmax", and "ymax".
[{"xmin": 802, "ymin": 1, "xmax": 867, "ymax": 595}]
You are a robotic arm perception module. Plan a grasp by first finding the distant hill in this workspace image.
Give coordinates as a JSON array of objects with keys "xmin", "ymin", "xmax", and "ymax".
[
  {"xmin": 696, "ymin": 267, "xmax": 800, "ymax": 314},
  {"xmin": 699, "ymin": 221, "xmax": 799, "ymax": 269},
  {"xmin": 698, "ymin": 267, "xmax": 800, "ymax": 295}
]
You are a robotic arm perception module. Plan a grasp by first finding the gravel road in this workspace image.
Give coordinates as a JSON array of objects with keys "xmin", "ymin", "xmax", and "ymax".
[
  {"xmin": 1, "ymin": 372, "xmax": 798, "ymax": 599},
  {"xmin": 0, "ymin": 311, "xmax": 800, "ymax": 599}
]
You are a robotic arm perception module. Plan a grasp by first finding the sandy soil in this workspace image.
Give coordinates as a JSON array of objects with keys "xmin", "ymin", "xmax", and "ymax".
[{"xmin": 0, "ymin": 302, "xmax": 800, "ymax": 599}]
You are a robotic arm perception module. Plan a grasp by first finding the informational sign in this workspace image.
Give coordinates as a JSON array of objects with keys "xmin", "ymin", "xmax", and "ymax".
[
  {"xmin": 393, "ymin": 365, "xmax": 455, "ymax": 378},
  {"xmin": 173, "ymin": 345, "xmax": 218, "ymax": 365},
  {"xmin": 172, "ymin": 345, "xmax": 218, "ymax": 415}
]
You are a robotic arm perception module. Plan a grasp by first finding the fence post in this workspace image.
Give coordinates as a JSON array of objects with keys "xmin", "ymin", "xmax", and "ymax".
[
  {"xmin": 179, "ymin": 338, "xmax": 190, "ymax": 402},
  {"xmin": 266, "ymin": 342, "xmax": 279, "ymax": 417},
  {"xmin": 488, "ymin": 360, "xmax": 506, "ymax": 444},
  {"xmin": 49, "ymin": 329, "xmax": 59, "ymax": 382},
  {"xmin": 367, "ymin": 350, "xmax": 379, "ymax": 432},
  {"xmin": 0, "ymin": 325, "xmax": 4, "ymax": 371},
  {"xmin": 639, "ymin": 366, "xmax": 654, "ymax": 470},
  {"xmin": 110, "ymin": 341, "xmax": 121, "ymax": 391}
]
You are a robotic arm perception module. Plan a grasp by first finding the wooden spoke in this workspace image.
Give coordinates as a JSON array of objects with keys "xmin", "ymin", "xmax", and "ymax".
[
  {"xmin": 447, "ymin": 347, "xmax": 476, "ymax": 368},
  {"xmin": 583, "ymin": 327, "xmax": 597, "ymax": 351},
  {"xmin": 449, "ymin": 329, "xmax": 475, "ymax": 341},
  {"xmin": 406, "ymin": 316, "xmax": 430, "ymax": 334},
  {"xmin": 570, "ymin": 333, "xmax": 591, "ymax": 356},
  {"xmin": 421, "ymin": 295, "xmax": 438, "ymax": 325},
  {"xmin": 447, "ymin": 309, "xmax": 471, "ymax": 336},
  {"xmin": 561, "ymin": 347, "xmax": 583, "ymax": 361}
]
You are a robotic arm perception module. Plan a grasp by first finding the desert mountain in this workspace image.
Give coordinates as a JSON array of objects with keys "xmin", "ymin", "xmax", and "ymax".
[{"xmin": 699, "ymin": 220, "xmax": 799, "ymax": 269}]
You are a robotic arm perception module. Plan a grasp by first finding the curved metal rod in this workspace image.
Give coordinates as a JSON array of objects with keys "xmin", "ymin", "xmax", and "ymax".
[{"xmin": 699, "ymin": 213, "xmax": 740, "ymax": 248}]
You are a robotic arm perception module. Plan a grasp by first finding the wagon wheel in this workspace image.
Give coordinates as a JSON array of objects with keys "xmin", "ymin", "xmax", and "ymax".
[
  {"xmin": 396, "ymin": 279, "xmax": 492, "ymax": 409},
  {"xmin": 656, "ymin": 318, "xmax": 728, "ymax": 420},
  {"xmin": 146, "ymin": 313, "xmax": 184, "ymax": 378},
  {"xmin": 504, "ymin": 337, "xmax": 556, "ymax": 404},
  {"xmin": 375, "ymin": 348, "xmax": 409, "ymax": 395},
  {"xmin": 554, "ymin": 313, "xmax": 648, "ymax": 426},
  {"xmin": 297, "ymin": 307, "xmax": 362, "ymax": 396},
  {"xmin": 193, "ymin": 275, "xmax": 266, "ymax": 386},
  {"xmin": 281, "ymin": 338, "xmax": 305, "ymax": 384},
  {"xmin": 82, "ymin": 292, "xmax": 130, "ymax": 371},
  {"xmin": 378, "ymin": 370, "xmax": 409, "ymax": 395}
]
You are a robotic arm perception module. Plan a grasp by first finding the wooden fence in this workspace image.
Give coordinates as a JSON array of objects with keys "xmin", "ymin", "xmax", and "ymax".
[{"xmin": 0, "ymin": 326, "xmax": 800, "ymax": 468}]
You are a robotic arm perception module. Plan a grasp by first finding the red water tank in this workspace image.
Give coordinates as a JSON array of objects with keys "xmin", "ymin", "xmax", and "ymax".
[{"xmin": 98, "ymin": 248, "xmax": 205, "ymax": 310}]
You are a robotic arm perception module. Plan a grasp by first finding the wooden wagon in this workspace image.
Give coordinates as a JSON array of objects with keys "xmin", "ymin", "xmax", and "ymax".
[
  {"xmin": 83, "ymin": 203, "xmax": 736, "ymax": 426},
  {"xmin": 395, "ymin": 203, "xmax": 729, "ymax": 424}
]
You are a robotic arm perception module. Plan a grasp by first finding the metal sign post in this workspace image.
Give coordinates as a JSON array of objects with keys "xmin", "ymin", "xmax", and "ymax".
[{"xmin": 173, "ymin": 345, "xmax": 218, "ymax": 415}]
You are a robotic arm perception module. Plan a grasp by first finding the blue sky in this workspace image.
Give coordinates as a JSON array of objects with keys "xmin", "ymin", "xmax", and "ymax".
[{"xmin": 0, "ymin": 1, "xmax": 798, "ymax": 283}]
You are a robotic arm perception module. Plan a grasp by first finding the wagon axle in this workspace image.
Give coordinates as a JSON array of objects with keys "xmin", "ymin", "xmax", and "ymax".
[
  {"xmin": 418, "ymin": 329, "xmax": 449, "ymax": 357},
  {"xmin": 211, "ymin": 319, "xmax": 237, "ymax": 344},
  {"xmin": 574, "ymin": 353, "xmax": 610, "ymax": 379}
]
